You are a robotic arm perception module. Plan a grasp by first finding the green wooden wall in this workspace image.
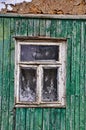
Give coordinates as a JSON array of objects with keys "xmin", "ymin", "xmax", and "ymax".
[{"xmin": 0, "ymin": 16, "xmax": 86, "ymax": 130}]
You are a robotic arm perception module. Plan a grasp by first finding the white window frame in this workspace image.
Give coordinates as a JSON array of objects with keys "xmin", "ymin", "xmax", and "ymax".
[{"xmin": 14, "ymin": 37, "xmax": 67, "ymax": 108}]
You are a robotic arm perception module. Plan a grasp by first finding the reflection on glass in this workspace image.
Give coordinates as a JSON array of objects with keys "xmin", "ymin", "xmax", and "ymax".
[
  {"xmin": 21, "ymin": 45, "xmax": 59, "ymax": 61},
  {"xmin": 42, "ymin": 68, "xmax": 58, "ymax": 102},
  {"xmin": 19, "ymin": 67, "xmax": 36, "ymax": 102}
]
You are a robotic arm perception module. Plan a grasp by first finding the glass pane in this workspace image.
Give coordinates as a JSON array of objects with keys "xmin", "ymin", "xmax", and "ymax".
[
  {"xmin": 21, "ymin": 45, "xmax": 59, "ymax": 61},
  {"xmin": 19, "ymin": 67, "xmax": 37, "ymax": 102},
  {"xmin": 42, "ymin": 68, "xmax": 58, "ymax": 102}
]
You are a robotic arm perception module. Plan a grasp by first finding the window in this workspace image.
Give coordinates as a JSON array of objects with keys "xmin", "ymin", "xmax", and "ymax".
[{"xmin": 14, "ymin": 37, "xmax": 67, "ymax": 107}]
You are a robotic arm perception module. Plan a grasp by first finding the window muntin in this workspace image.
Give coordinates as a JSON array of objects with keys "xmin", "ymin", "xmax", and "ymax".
[{"xmin": 15, "ymin": 40, "xmax": 66, "ymax": 107}]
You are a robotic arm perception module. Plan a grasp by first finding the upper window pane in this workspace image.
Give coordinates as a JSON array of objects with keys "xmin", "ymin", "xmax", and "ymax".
[{"xmin": 20, "ymin": 45, "xmax": 59, "ymax": 61}]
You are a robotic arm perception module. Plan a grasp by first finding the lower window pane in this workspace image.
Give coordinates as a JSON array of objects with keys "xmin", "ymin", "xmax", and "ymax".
[
  {"xmin": 42, "ymin": 68, "xmax": 58, "ymax": 102},
  {"xmin": 19, "ymin": 67, "xmax": 37, "ymax": 102}
]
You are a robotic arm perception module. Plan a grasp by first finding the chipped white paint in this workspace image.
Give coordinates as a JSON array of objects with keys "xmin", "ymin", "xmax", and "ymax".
[
  {"xmin": 58, "ymin": 42, "xmax": 67, "ymax": 105},
  {"xmin": 15, "ymin": 38, "xmax": 67, "ymax": 107},
  {"xmin": 37, "ymin": 65, "xmax": 43, "ymax": 103},
  {"xmin": 18, "ymin": 41, "xmax": 63, "ymax": 46}
]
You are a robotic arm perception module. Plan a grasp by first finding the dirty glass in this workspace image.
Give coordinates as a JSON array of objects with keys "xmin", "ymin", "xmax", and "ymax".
[
  {"xmin": 42, "ymin": 68, "xmax": 58, "ymax": 102},
  {"xmin": 19, "ymin": 67, "xmax": 37, "ymax": 102},
  {"xmin": 21, "ymin": 45, "xmax": 59, "ymax": 61}
]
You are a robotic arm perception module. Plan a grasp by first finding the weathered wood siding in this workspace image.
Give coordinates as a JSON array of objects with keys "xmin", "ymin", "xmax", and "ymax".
[{"xmin": 0, "ymin": 16, "xmax": 86, "ymax": 130}]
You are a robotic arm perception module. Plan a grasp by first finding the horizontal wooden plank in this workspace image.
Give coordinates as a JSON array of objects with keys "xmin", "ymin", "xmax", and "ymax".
[
  {"xmin": 0, "ymin": 14, "xmax": 86, "ymax": 20},
  {"xmin": 14, "ymin": 36, "xmax": 67, "ymax": 42},
  {"xmin": 15, "ymin": 104, "xmax": 66, "ymax": 108},
  {"xmin": 19, "ymin": 61, "xmax": 62, "ymax": 65}
]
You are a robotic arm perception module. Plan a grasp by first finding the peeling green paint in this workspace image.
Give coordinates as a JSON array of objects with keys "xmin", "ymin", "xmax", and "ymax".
[{"xmin": 0, "ymin": 16, "xmax": 86, "ymax": 130}]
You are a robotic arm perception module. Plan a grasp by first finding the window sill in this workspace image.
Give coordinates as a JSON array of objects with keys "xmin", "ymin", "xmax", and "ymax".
[{"xmin": 15, "ymin": 103, "xmax": 66, "ymax": 108}]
